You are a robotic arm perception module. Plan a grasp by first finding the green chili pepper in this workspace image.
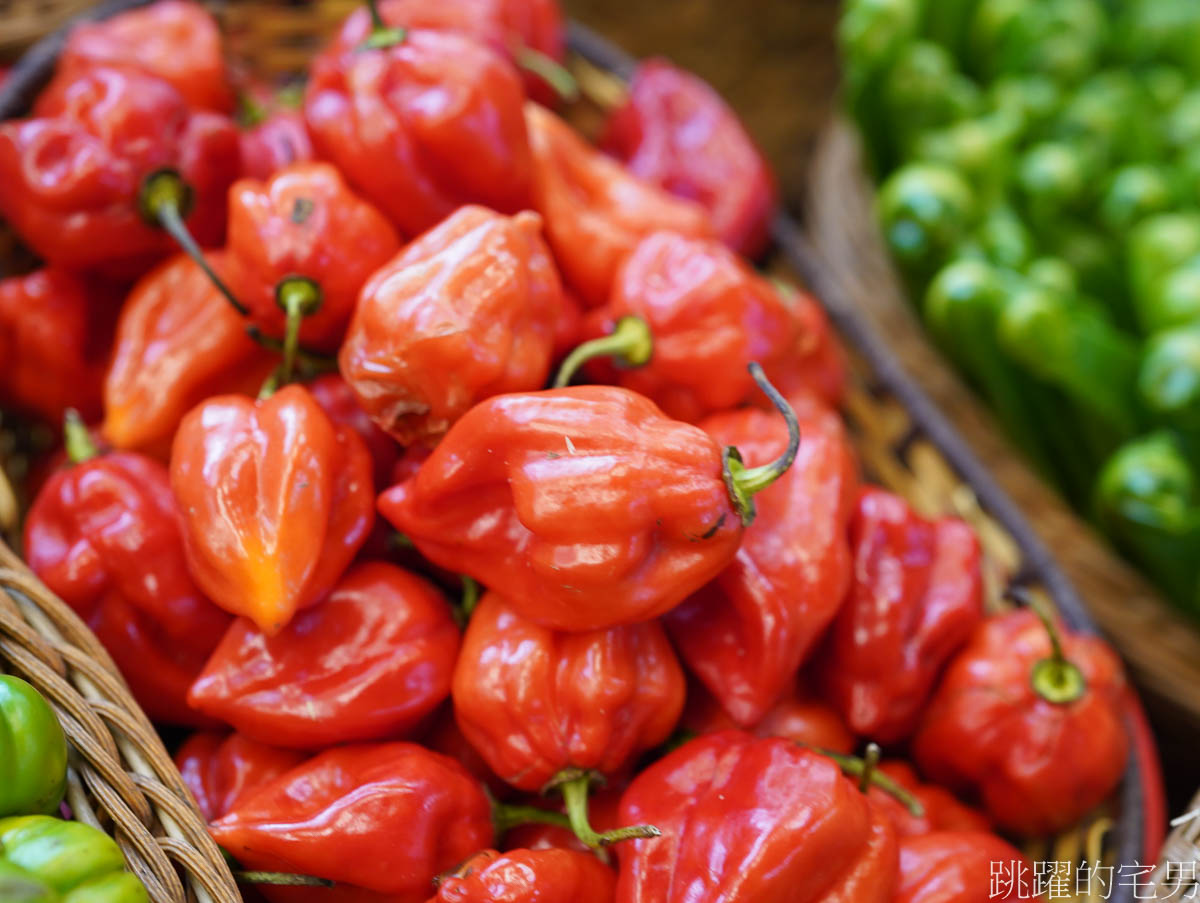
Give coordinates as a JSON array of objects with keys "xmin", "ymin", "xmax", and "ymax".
[
  {"xmin": 1014, "ymin": 142, "xmax": 1096, "ymax": 239},
  {"xmin": 0, "ymin": 677, "xmax": 67, "ymax": 819},
  {"xmin": 914, "ymin": 112, "xmax": 1019, "ymax": 206},
  {"xmin": 1025, "ymin": 256, "xmax": 1078, "ymax": 297},
  {"xmin": 1127, "ymin": 212, "xmax": 1200, "ymax": 334},
  {"xmin": 1053, "ymin": 70, "xmax": 1160, "ymax": 167},
  {"xmin": 1140, "ymin": 257, "xmax": 1200, "ymax": 334},
  {"xmin": 972, "ymin": 204, "xmax": 1033, "ymax": 271},
  {"xmin": 1113, "ymin": 0, "xmax": 1200, "ymax": 79},
  {"xmin": 881, "ymin": 41, "xmax": 983, "ymax": 162},
  {"xmin": 877, "ymin": 162, "xmax": 977, "ymax": 294},
  {"xmin": 968, "ymin": 0, "xmax": 1107, "ymax": 85},
  {"xmin": 1099, "ymin": 165, "xmax": 1176, "ymax": 236},
  {"xmin": 1140, "ymin": 324, "xmax": 1200, "ymax": 430},
  {"xmin": 1143, "ymin": 65, "xmax": 1189, "ymax": 114},
  {"xmin": 988, "ymin": 73, "xmax": 1062, "ymax": 139},
  {"xmin": 0, "ymin": 816, "xmax": 149, "ymax": 903}
]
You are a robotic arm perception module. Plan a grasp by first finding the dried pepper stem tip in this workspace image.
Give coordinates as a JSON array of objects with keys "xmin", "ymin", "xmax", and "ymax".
[
  {"xmin": 723, "ymin": 362, "xmax": 800, "ymax": 525},
  {"xmin": 63, "ymin": 409, "xmax": 98, "ymax": 465},
  {"xmin": 547, "ymin": 768, "xmax": 660, "ymax": 849},
  {"xmin": 516, "ymin": 46, "xmax": 580, "ymax": 103},
  {"xmin": 553, "ymin": 316, "xmax": 654, "ymax": 388}
]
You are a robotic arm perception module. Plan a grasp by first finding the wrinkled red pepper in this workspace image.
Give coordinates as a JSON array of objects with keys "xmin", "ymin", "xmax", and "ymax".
[
  {"xmin": 58, "ymin": 0, "xmax": 234, "ymax": 113},
  {"xmin": 425, "ymin": 704, "xmax": 513, "ymax": 802},
  {"xmin": 211, "ymin": 743, "xmax": 494, "ymax": 900},
  {"xmin": 175, "ymin": 732, "xmax": 306, "ymax": 822},
  {"xmin": 0, "ymin": 65, "xmax": 239, "ymax": 275},
  {"xmin": 867, "ymin": 761, "xmax": 990, "ymax": 839},
  {"xmin": 24, "ymin": 421, "xmax": 231, "ymax": 726},
  {"xmin": 817, "ymin": 488, "xmax": 984, "ymax": 744},
  {"xmin": 239, "ymin": 111, "xmax": 315, "ymax": 182},
  {"xmin": 189, "ymin": 562, "xmax": 459, "ymax": 749},
  {"xmin": 102, "ymin": 251, "xmax": 276, "ymax": 457},
  {"xmin": 666, "ymin": 393, "xmax": 857, "ymax": 725},
  {"xmin": 305, "ymin": 21, "xmax": 531, "ymax": 238},
  {"xmin": 600, "ymin": 59, "xmax": 776, "ymax": 259},
  {"xmin": 556, "ymin": 232, "xmax": 837, "ymax": 423},
  {"xmin": 339, "ymin": 206, "xmax": 562, "ymax": 446},
  {"xmin": 614, "ymin": 732, "xmax": 897, "ymax": 903},
  {"xmin": 524, "ymin": 102, "xmax": 713, "ymax": 308},
  {"xmin": 895, "ymin": 831, "xmax": 1037, "ymax": 903},
  {"xmin": 379, "ymin": 367, "xmax": 800, "ymax": 632},
  {"xmin": 225, "ymin": 162, "xmax": 400, "ymax": 357},
  {"xmin": 426, "ymin": 848, "xmax": 615, "ymax": 903},
  {"xmin": 913, "ymin": 609, "xmax": 1129, "ymax": 835},
  {"xmin": 308, "ymin": 374, "xmax": 400, "ymax": 490},
  {"xmin": 0, "ymin": 269, "xmax": 117, "ymax": 426},
  {"xmin": 170, "ymin": 384, "xmax": 374, "ymax": 634}
]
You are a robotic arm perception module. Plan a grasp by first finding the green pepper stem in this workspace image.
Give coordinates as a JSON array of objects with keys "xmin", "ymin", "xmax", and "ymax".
[
  {"xmin": 138, "ymin": 169, "xmax": 248, "ymax": 316},
  {"xmin": 63, "ymin": 410, "xmax": 98, "ymax": 465},
  {"xmin": 548, "ymin": 768, "xmax": 660, "ymax": 849},
  {"xmin": 722, "ymin": 362, "xmax": 800, "ymax": 525},
  {"xmin": 361, "ymin": 0, "xmax": 406, "ymax": 49},
  {"xmin": 491, "ymin": 799, "xmax": 573, "ymax": 836},
  {"xmin": 516, "ymin": 46, "xmax": 580, "ymax": 102},
  {"xmin": 1028, "ymin": 604, "xmax": 1087, "ymax": 705},
  {"xmin": 812, "ymin": 745, "xmax": 925, "ymax": 818},
  {"xmin": 244, "ymin": 325, "xmax": 338, "ymax": 375},
  {"xmin": 553, "ymin": 316, "xmax": 653, "ymax": 388},
  {"xmin": 233, "ymin": 871, "xmax": 333, "ymax": 888},
  {"xmin": 460, "ymin": 577, "xmax": 480, "ymax": 621},
  {"xmin": 275, "ymin": 276, "xmax": 323, "ymax": 387}
]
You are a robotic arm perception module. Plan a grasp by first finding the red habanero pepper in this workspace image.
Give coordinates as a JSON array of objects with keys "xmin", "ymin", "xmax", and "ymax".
[
  {"xmin": 0, "ymin": 65, "xmax": 239, "ymax": 276},
  {"xmin": 666, "ymin": 393, "xmax": 857, "ymax": 726},
  {"xmin": 452, "ymin": 592, "xmax": 683, "ymax": 845},
  {"xmin": 24, "ymin": 417, "xmax": 231, "ymax": 727},
  {"xmin": 681, "ymin": 678, "xmax": 856, "ymax": 754},
  {"xmin": 209, "ymin": 743, "xmax": 494, "ymax": 900},
  {"xmin": 189, "ymin": 562, "xmax": 459, "ymax": 749},
  {"xmin": 913, "ymin": 609, "xmax": 1129, "ymax": 836},
  {"xmin": 225, "ymin": 162, "xmax": 400, "ymax": 363},
  {"xmin": 58, "ymin": 0, "xmax": 234, "ymax": 113},
  {"xmin": 894, "ymin": 831, "xmax": 1037, "ymax": 903},
  {"xmin": 554, "ymin": 232, "xmax": 823, "ymax": 423},
  {"xmin": 170, "ymin": 384, "xmax": 374, "ymax": 634},
  {"xmin": 427, "ymin": 848, "xmax": 615, "ymax": 903},
  {"xmin": 102, "ymin": 252, "xmax": 276, "ymax": 457},
  {"xmin": 524, "ymin": 102, "xmax": 713, "ymax": 308},
  {"xmin": 339, "ymin": 206, "xmax": 563, "ymax": 446},
  {"xmin": 771, "ymin": 279, "xmax": 848, "ymax": 409},
  {"xmin": 614, "ymin": 732, "xmax": 898, "ymax": 903},
  {"xmin": 425, "ymin": 704, "xmax": 513, "ymax": 802},
  {"xmin": 600, "ymin": 59, "xmax": 777, "ymax": 259},
  {"xmin": 378, "ymin": 364, "xmax": 800, "ymax": 632},
  {"xmin": 328, "ymin": 0, "xmax": 566, "ymax": 105},
  {"xmin": 304, "ymin": 18, "xmax": 532, "ymax": 239},
  {"xmin": 817, "ymin": 488, "xmax": 984, "ymax": 744},
  {"xmin": 308, "ymin": 374, "xmax": 400, "ymax": 490},
  {"xmin": 238, "ymin": 110, "xmax": 315, "ymax": 181},
  {"xmin": 175, "ymin": 732, "xmax": 306, "ymax": 822},
  {"xmin": 0, "ymin": 269, "xmax": 117, "ymax": 426},
  {"xmin": 866, "ymin": 762, "xmax": 990, "ymax": 839}
]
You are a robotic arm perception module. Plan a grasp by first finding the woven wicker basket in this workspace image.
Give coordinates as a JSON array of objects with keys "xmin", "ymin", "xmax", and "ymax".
[{"xmin": 0, "ymin": 3, "xmax": 1163, "ymax": 903}]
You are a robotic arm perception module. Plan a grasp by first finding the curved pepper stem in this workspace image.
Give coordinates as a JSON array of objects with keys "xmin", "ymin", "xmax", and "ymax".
[
  {"xmin": 63, "ymin": 410, "xmax": 98, "ymax": 465},
  {"xmin": 234, "ymin": 871, "xmax": 334, "ymax": 888},
  {"xmin": 490, "ymin": 797, "xmax": 573, "ymax": 837},
  {"xmin": 245, "ymin": 325, "xmax": 338, "ymax": 375},
  {"xmin": 723, "ymin": 362, "xmax": 800, "ymax": 526},
  {"xmin": 1029, "ymin": 604, "xmax": 1087, "ymax": 705},
  {"xmin": 553, "ymin": 316, "xmax": 654, "ymax": 389},
  {"xmin": 812, "ymin": 744, "xmax": 925, "ymax": 818},
  {"xmin": 138, "ymin": 169, "xmax": 248, "ymax": 316},
  {"xmin": 361, "ymin": 0, "xmax": 407, "ymax": 50},
  {"xmin": 275, "ymin": 276, "xmax": 324, "ymax": 386},
  {"xmin": 515, "ymin": 46, "xmax": 580, "ymax": 103},
  {"xmin": 547, "ymin": 768, "xmax": 660, "ymax": 849}
]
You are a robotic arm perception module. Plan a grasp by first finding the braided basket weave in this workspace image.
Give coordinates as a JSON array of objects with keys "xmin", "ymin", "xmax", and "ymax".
[{"xmin": 0, "ymin": 3, "xmax": 1163, "ymax": 902}]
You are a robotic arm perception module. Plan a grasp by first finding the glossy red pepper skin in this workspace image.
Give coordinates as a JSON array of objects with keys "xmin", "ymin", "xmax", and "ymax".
[
  {"xmin": 0, "ymin": 269, "xmax": 117, "ymax": 426},
  {"xmin": 666, "ymin": 394, "xmax": 857, "ymax": 725},
  {"xmin": 600, "ymin": 59, "xmax": 776, "ymax": 259},
  {"xmin": 189, "ymin": 562, "xmax": 459, "ymax": 749},
  {"xmin": 210, "ymin": 743, "xmax": 494, "ymax": 899},
  {"xmin": 339, "ymin": 206, "xmax": 562, "ymax": 446},
  {"xmin": 895, "ymin": 831, "xmax": 1036, "ymax": 903},
  {"xmin": 426, "ymin": 848, "xmax": 615, "ymax": 903},
  {"xmin": 102, "ymin": 252, "xmax": 276, "ymax": 457},
  {"xmin": 913, "ymin": 610, "xmax": 1129, "ymax": 835},
  {"xmin": 24, "ymin": 451, "xmax": 231, "ymax": 726},
  {"xmin": 170, "ymin": 385, "xmax": 374, "ymax": 634},
  {"xmin": 226, "ymin": 162, "xmax": 399, "ymax": 350},
  {"xmin": 308, "ymin": 375, "xmax": 400, "ymax": 491},
  {"xmin": 239, "ymin": 111, "xmax": 315, "ymax": 181},
  {"xmin": 867, "ymin": 762, "xmax": 990, "ymax": 839},
  {"xmin": 328, "ymin": 0, "xmax": 564, "ymax": 104},
  {"xmin": 0, "ymin": 66, "xmax": 238, "ymax": 275},
  {"xmin": 615, "ymin": 732, "xmax": 897, "ymax": 903},
  {"xmin": 174, "ymin": 732, "xmax": 306, "ymax": 822},
  {"xmin": 524, "ymin": 102, "xmax": 713, "ymax": 308},
  {"xmin": 378, "ymin": 386, "xmax": 745, "ymax": 631},
  {"xmin": 425, "ymin": 704, "xmax": 513, "ymax": 802},
  {"xmin": 578, "ymin": 233, "xmax": 821, "ymax": 423},
  {"xmin": 58, "ymin": 0, "xmax": 234, "ymax": 113},
  {"xmin": 771, "ymin": 283, "xmax": 847, "ymax": 409},
  {"xmin": 681, "ymin": 678, "xmax": 856, "ymax": 754},
  {"xmin": 452, "ymin": 592, "xmax": 684, "ymax": 791},
  {"xmin": 817, "ymin": 488, "xmax": 984, "ymax": 744},
  {"xmin": 305, "ymin": 30, "xmax": 531, "ymax": 238}
]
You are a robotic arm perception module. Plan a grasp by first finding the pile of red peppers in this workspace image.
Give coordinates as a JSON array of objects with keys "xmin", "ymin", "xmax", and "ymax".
[{"xmin": 0, "ymin": 1, "xmax": 1134, "ymax": 900}]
